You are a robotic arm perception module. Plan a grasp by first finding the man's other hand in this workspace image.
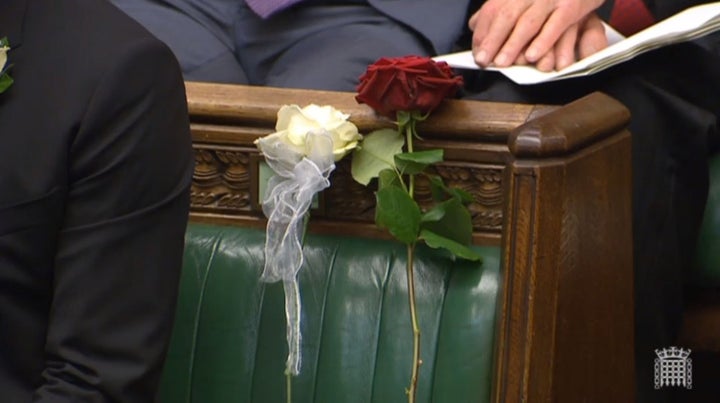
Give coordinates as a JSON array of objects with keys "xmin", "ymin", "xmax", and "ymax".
[{"xmin": 469, "ymin": 0, "xmax": 607, "ymax": 71}]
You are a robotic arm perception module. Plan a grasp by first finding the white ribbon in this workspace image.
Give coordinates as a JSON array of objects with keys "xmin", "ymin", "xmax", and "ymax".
[{"xmin": 257, "ymin": 129, "xmax": 336, "ymax": 375}]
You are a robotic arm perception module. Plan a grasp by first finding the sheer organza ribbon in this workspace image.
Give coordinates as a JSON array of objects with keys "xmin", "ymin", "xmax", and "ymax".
[{"xmin": 257, "ymin": 129, "xmax": 335, "ymax": 375}]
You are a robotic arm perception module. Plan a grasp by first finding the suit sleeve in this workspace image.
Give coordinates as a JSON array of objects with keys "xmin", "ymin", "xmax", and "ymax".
[{"xmin": 32, "ymin": 37, "xmax": 194, "ymax": 402}]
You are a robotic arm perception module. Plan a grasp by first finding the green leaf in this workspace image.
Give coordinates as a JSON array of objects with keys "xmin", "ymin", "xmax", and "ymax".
[
  {"xmin": 0, "ymin": 74, "xmax": 12, "ymax": 94},
  {"xmin": 395, "ymin": 149, "xmax": 444, "ymax": 175},
  {"xmin": 375, "ymin": 186, "xmax": 421, "ymax": 244},
  {"xmin": 449, "ymin": 187, "xmax": 474, "ymax": 204},
  {"xmin": 428, "ymin": 175, "xmax": 447, "ymax": 202},
  {"xmin": 427, "ymin": 175, "xmax": 474, "ymax": 204},
  {"xmin": 351, "ymin": 128, "xmax": 404, "ymax": 186},
  {"xmin": 420, "ymin": 199, "xmax": 451, "ymax": 223},
  {"xmin": 378, "ymin": 168, "xmax": 403, "ymax": 190},
  {"xmin": 420, "ymin": 229, "xmax": 483, "ymax": 261},
  {"xmin": 420, "ymin": 198, "xmax": 473, "ymax": 245}
]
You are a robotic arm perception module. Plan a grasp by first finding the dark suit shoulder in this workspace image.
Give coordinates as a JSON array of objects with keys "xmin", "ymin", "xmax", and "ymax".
[
  {"xmin": 23, "ymin": 0, "xmax": 176, "ymax": 84},
  {"xmin": 10, "ymin": 0, "xmax": 181, "ymax": 131},
  {"xmin": 29, "ymin": 0, "xmax": 158, "ymax": 41},
  {"xmin": 1, "ymin": 0, "xmax": 186, "ymax": 198}
]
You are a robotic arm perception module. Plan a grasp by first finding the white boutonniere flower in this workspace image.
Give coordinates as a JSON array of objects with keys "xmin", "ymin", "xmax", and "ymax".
[
  {"xmin": 1, "ymin": 37, "xmax": 14, "ymax": 94},
  {"xmin": 253, "ymin": 104, "xmax": 361, "ymax": 378},
  {"xmin": 256, "ymin": 104, "xmax": 362, "ymax": 161}
]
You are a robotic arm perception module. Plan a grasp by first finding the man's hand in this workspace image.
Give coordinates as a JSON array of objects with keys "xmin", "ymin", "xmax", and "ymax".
[
  {"xmin": 469, "ymin": 0, "xmax": 606, "ymax": 71},
  {"xmin": 533, "ymin": 13, "xmax": 609, "ymax": 71}
]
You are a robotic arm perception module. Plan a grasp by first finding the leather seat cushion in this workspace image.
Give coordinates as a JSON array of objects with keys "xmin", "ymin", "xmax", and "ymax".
[
  {"xmin": 159, "ymin": 223, "xmax": 500, "ymax": 402},
  {"xmin": 694, "ymin": 155, "xmax": 720, "ymax": 285}
]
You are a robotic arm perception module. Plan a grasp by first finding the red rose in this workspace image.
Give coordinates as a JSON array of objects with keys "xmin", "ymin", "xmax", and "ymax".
[{"xmin": 355, "ymin": 55, "xmax": 464, "ymax": 119}]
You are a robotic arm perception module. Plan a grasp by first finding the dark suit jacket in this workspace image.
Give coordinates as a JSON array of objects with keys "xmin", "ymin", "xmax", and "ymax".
[{"xmin": 0, "ymin": 0, "xmax": 193, "ymax": 401}]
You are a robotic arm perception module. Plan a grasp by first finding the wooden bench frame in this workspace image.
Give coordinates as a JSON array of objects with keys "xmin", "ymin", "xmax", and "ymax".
[{"xmin": 184, "ymin": 81, "xmax": 635, "ymax": 402}]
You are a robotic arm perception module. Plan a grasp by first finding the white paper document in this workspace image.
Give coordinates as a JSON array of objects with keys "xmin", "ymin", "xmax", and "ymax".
[{"xmin": 433, "ymin": 2, "xmax": 720, "ymax": 85}]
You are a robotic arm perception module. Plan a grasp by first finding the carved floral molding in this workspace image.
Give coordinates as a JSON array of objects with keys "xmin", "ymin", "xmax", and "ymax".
[{"xmin": 190, "ymin": 144, "xmax": 504, "ymax": 233}]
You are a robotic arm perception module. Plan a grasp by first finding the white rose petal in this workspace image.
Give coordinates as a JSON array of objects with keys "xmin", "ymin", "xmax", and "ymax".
[
  {"xmin": 275, "ymin": 104, "xmax": 303, "ymax": 131},
  {"xmin": 287, "ymin": 114, "xmax": 318, "ymax": 145},
  {"xmin": 257, "ymin": 104, "xmax": 362, "ymax": 162},
  {"xmin": 0, "ymin": 46, "xmax": 9, "ymax": 72}
]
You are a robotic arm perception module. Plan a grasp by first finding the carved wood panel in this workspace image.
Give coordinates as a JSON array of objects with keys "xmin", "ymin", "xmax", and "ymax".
[
  {"xmin": 191, "ymin": 145, "xmax": 256, "ymax": 214},
  {"xmin": 190, "ymin": 143, "xmax": 505, "ymax": 234}
]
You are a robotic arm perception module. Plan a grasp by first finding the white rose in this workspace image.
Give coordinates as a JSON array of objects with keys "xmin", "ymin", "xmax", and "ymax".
[
  {"xmin": 0, "ymin": 45, "xmax": 8, "ymax": 72},
  {"xmin": 257, "ymin": 104, "xmax": 362, "ymax": 161}
]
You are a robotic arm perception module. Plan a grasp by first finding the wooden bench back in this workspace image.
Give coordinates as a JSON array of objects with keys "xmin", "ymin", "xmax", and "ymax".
[{"xmin": 184, "ymin": 81, "xmax": 635, "ymax": 402}]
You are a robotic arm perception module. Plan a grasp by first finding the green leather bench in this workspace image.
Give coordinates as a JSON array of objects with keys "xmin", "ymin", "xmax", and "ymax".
[
  {"xmin": 157, "ymin": 83, "xmax": 638, "ymax": 402},
  {"xmin": 681, "ymin": 155, "xmax": 720, "ymax": 351},
  {"xmin": 694, "ymin": 155, "xmax": 720, "ymax": 285},
  {"xmin": 161, "ymin": 224, "xmax": 499, "ymax": 402}
]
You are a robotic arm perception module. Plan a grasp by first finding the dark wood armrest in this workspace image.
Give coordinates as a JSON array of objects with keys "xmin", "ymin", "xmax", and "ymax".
[{"xmin": 498, "ymin": 91, "xmax": 634, "ymax": 402}]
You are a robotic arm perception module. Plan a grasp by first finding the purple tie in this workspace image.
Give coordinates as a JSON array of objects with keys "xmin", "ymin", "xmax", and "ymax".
[{"xmin": 246, "ymin": 0, "xmax": 305, "ymax": 18}]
